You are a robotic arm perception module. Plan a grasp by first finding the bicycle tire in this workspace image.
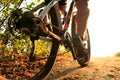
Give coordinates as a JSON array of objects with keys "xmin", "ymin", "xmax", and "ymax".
[
  {"xmin": 71, "ymin": 16, "xmax": 91, "ymax": 67},
  {"xmin": 31, "ymin": 1, "xmax": 62, "ymax": 80}
]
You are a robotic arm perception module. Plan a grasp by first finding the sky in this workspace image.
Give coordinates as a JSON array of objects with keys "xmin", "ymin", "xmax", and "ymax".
[
  {"xmin": 21, "ymin": 0, "xmax": 120, "ymax": 57},
  {"xmin": 88, "ymin": 0, "xmax": 120, "ymax": 57}
]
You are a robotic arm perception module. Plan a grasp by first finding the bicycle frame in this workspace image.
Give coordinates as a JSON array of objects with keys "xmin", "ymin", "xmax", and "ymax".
[
  {"xmin": 31, "ymin": 0, "xmax": 77, "ymax": 60},
  {"xmin": 39, "ymin": 0, "xmax": 60, "ymax": 20},
  {"xmin": 31, "ymin": 0, "xmax": 74, "ymax": 29},
  {"xmin": 30, "ymin": 1, "xmax": 69, "ymax": 40},
  {"xmin": 31, "ymin": 0, "xmax": 60, "ymax": 20}
]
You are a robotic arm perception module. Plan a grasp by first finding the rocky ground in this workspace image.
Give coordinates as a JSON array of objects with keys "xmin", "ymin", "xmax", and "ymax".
[
  {"xmin": 0, "ymin": 53, "xmax": 120, "ymax": 80},
  {"xmin": 47, "ymin": 54, "xmax": 120, "ymax": 80}
]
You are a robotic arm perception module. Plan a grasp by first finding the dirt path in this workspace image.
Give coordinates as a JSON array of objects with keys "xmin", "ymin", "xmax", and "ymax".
[{"xmin": 47, "ymin": 54, "xmax": 120, "ymax": 80}]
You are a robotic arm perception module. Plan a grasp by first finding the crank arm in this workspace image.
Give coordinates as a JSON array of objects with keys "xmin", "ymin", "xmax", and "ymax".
[{"xmin": 48, "ymin": 31, "xmax": 61, "ymax": 41}]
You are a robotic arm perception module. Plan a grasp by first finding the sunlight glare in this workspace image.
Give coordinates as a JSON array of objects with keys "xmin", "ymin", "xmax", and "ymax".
[{"xmin": 88, "ymin": 0, "xmax": 120, "ymax": 57}]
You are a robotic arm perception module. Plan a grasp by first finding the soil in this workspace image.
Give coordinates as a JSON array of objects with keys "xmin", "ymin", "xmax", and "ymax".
[
  {"xmin": 0, "ymin": 53, "xmax": 120, "ymax": 80},
  {"xmin": 47, "ymin": 54, "xmax": 120, "ymax": 80}
]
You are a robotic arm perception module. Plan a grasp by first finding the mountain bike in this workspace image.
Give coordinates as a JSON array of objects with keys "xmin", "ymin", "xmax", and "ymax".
[{"xmin": 3, "ymin": 0, "xmax": 91, "ymax": 79}]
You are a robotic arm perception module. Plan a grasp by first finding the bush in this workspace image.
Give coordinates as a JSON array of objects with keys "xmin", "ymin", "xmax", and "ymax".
[{"xmin": 114, "ymin": 52, "xmax": 120, "ymax": 57}]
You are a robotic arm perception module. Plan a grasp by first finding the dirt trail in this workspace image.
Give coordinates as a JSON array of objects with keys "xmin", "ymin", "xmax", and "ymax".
[{"xmin": 47, "ymin": 54, "xmax": 120, "ymax": 80}]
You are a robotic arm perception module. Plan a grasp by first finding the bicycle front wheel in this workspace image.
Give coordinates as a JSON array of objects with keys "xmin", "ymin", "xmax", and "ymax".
[{"xmin": 31, "ymin": 1, "xmax": 62, "ymax": 79}]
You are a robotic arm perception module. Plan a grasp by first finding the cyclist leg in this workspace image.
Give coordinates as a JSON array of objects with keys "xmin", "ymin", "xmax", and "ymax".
[
  {"xmin": 75, "ymin": 0, "xmax": 89, "ymax": 38},
  {"xmin": 72, "ymin": 0, "xmax": 90, "ymax": 57}
]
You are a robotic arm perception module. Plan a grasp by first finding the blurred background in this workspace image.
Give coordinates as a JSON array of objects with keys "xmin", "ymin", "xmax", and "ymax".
[{"xmin": 88, "ymin": 0, "xmax": 120, "ymax": 57}]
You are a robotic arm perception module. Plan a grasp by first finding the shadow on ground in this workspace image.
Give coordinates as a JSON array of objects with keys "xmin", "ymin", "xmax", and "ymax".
[{"xmin": 47, "ymin": 66, "xmax": 81, "ymax": 80}]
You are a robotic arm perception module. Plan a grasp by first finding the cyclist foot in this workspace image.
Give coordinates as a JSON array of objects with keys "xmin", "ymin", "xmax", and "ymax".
[{"xmin": 72, "ymin": 34, "xmax": 88, "ymax": 61}]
